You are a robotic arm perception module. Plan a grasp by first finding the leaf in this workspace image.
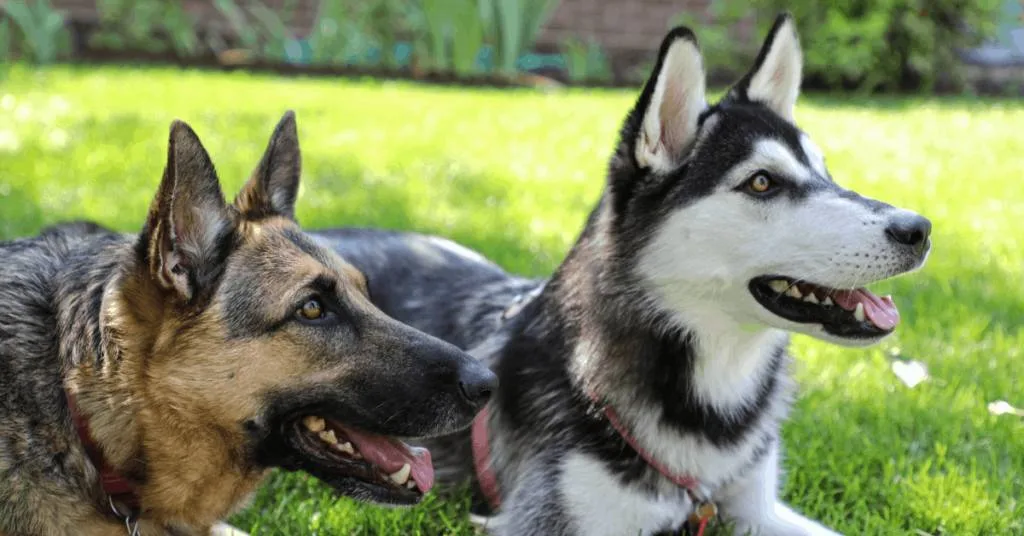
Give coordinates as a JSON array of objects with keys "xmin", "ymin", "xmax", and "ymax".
[{"xmin": 891, "ymin": 359, "xmax": 929, "ymax": 388}]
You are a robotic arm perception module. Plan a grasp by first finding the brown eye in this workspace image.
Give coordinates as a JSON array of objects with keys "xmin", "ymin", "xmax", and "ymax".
[
  {"xmin": 298, "ymin": 299, "xmax": 323, "ymax": 321},
  {"xmin": 747, "ymin": 173, "xmax": 774, "ymax": 194}
]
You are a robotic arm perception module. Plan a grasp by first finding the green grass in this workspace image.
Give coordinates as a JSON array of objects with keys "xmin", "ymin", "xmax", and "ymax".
[{"xmin": 0, "ymin": 65, "xmax": 1021, "ymax": 535}]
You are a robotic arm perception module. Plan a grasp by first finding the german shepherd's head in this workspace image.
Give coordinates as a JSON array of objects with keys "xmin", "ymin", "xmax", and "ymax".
[{"xmin": 97, "ymin": 112, "xmax": 495, "ymax": 517}]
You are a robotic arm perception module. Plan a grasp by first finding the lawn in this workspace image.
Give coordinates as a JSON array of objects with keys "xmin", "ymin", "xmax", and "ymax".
[{"xmin": 0, "ymin": 65, "xmax": 1021, "ymax": 535}]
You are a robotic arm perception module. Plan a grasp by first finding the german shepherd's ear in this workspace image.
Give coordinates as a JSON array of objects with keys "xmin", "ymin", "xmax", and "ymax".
[
  {"xmin": 728, "ymin": 13, "xmax": 803, "ymax": 121},
  {"xmin": 630, "ymin": 27, "xmax": 707, "ymax": 174},
  {"xmin": 234, "ymin": 111, "xmax": 301, "ymax": 221},
  {"xmin": 142, "ymin": 121, "xmax": 233, "ymax": 303}
]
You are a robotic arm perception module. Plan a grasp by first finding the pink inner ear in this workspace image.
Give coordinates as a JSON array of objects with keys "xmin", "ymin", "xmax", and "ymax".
[{"xmin": 771, "ymin": 66, "xmax": 786, "ymax": 86}]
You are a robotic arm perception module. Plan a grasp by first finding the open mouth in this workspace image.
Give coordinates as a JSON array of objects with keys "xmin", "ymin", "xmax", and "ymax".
[
  {"xmin": 748, "ymin": 276, "xmax": 900, "ymax": 339},
  {"xmin": 287, "ymin": 415, "xmax": 434, "ymax": 505}
]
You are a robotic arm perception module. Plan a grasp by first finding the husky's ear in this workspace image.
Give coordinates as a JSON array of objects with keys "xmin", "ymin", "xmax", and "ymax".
[
  {"xmin": 235, "ymin": 111, "xmax": 301, "ymax": 221},
  {"xmin": 626, "ymin": 28, "xmax": 708, "ymax": 173},
  {"xmin": 142, "ymin": 121, "xmax": 233, "ymax": 303},
  {"xmin": 730, "ymin": 13, "xmax": 802, "ymax": 121},
  {"xmin": 631, "ymin": 28, "xmax": 706, "ymax": 173}
]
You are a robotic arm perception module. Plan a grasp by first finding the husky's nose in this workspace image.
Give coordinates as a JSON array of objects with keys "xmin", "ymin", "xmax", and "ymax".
[
  {"xmin": 885, "ymin": 213, "xmax": 932, "ymax": 253},
  {"xmin": 457, "ymin": 363, "xmax": 497, "ymax": 409}
]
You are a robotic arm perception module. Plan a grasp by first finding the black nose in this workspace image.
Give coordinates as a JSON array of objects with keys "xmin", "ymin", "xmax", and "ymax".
[
  {"xmin": 885, "ymin": 213, "xmax": 931, "ymax": 251},
  {"xmin": 457, "ymin": 363, "xmax": 497, "ymax": 409}
]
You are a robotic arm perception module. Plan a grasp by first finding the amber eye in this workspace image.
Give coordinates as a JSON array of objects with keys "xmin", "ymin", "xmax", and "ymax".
[
  {"xmin": 747, "ymin": 173, "xmax": 774, "ymax": 194},
  {"xmin": 298, "ymin": 299, "xmax": 323, "ymax": 321}
]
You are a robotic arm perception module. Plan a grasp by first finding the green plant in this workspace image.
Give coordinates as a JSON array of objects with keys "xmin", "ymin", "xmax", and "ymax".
[
  {"xmin": 675, "ymin": 1, "xmax": 1004, "ymax": 92},
  {"xmin": 0, "ymin": 19, "xmax": 10, "ymax": 60},
  {"xmin": 450, "ymin": 0, "xmax": 487, "ymax": 75},
  {"xmin": 247, "ymin": 0, "xmax": 296, "ymax": 62},
  {"xmin": 163, "ymin": 2, "xmax": 200, "ymax": 58},
  {"xmin": 306, "ymin": 0, "xmax": 421, "ymax": 68},
  {"xmin": 420, "ymin": 0, "xmax": 452, "ymax": 71},
  {"xmin": 306, "ymin": 0, "xmax": 376, "ymax": 66},
  {"xmin": 1, "ymin": 0, "xmax": 69, "ymax": 64},
  {"xmin": 0, "ymin": 19, "xmax": 9, "ymax": 80},
  {"xmin": 212, "ymin": 0, "xmax": 297, "ymax": 62},
  {"xmin": 672, "ymin": 3, "xmax": 751, "ymax": 82},
  {"xmin": 417, "ymin": 0, "xmax": 486, "ymax": 74},
  {"xmin": 214, "ymin": 0, "xmax": 259, "ymax": 52},
  {"xmin": 90, "ymin": 0, "xmax": 199, "ymax": 58},
  {"xmin": 363, "ymin": 0, "xmax": 411, "ymax": 69},
  {"xmin": 486, "ymin": 0, "xmax": 560, "ymax": 76},
  {"xmin": 562, "ymin": 36, "xmax": 611, "ymax": 83}
]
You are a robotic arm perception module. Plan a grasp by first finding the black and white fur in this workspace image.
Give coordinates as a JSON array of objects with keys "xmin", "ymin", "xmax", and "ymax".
[{"xmin": 316, "ymin": 14, "xmax": 931, "ymax": 536}]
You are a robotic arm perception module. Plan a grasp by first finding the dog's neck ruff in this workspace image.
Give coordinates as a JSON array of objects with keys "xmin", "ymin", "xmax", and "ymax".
[
  {"xmin": 471, "ymin": 397, "xmax": 717, "ymax": 534},
  {"xmin": 586, "ymin": 390, "xmax": 700, "ymax": 491},
  {"xmin": 65, "ymin": 388, "xmax": 142, "ymax": 526},
  {"xmin": 471, "ymin": 389, "xmax": 709, "ymax": 504}
]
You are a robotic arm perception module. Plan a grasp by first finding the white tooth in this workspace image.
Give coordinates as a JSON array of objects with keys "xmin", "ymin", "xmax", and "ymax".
[
  {"xmin": 335, "ymin": 442, "xmax": 355, "ymax": 455},
  {"xmin": 352, "ymin": 452, "xmax": 363, "ymax": 460},
  {"xmin": 389, "ymin": 463, "xmax": 411, "ymax": 485},
  {"xmin": 785, "ymin": 286, "xmax": 802, "ymax": 299},
  {"xmin": 318, "ymin": 430, "xmax": 338, "ymax": 445},
  {"xmin": 769, "ymin": 280, "xmax": 789, "ymax": 293},
  {"xmin": 303, "ymin": 416, "xmax": 325, "ymax": 433},
  {"xmin": 823, "ymin": 296, "xmax": 834, "ymax": 306},
  {"xmin": 406, "ymin": 480, "xmax": 416, "ymax": 489},
  {"xmin": 854, "ymin": 303, "xmax": 866, "ymax": 322},
  {"xmin": 804, "ymin": 293, "xmax": 819, "ymax": 304}
]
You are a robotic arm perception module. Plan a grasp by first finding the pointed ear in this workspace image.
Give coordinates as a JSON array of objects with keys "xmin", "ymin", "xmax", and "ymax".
[
  {"xmin": 142, "ymin": 121, "xmax": 233, "ymax": 303},
  {"xmin": 234, "ymin": 111, "xmax": 301, "ymax": 221},
  {"xmin": 730, "ymin": 13, "xmax": 803, "ymax": 121},
  {"xmin": 632, "ymin": 27, "xmax": 707, "ymax": 173}
]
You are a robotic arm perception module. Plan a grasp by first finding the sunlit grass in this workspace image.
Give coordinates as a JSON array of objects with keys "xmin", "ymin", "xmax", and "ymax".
[{"xmin": 0, "ymin": 66, "xmax": 1021, "ymax": 535}]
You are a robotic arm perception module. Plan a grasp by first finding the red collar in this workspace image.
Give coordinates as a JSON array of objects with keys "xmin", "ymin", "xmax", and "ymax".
[
  {"xmin": 471, "ymin": 395, "xmax": 716, "ymax": 535},
  {"xmin": 65, "ymin": 389, "xmax": 142, "ymax": 517},
  {"xmin": 586, "ymin": 391, "xmax": 701, "ymax": 490}
]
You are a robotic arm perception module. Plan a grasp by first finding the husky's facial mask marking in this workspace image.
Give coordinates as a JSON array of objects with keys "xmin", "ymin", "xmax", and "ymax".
[{"xmin": 616, "ymin": 17, "xmax": 931, "ymax": 347}]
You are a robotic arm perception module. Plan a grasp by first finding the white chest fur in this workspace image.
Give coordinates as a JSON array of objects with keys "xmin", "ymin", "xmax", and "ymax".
[{"xmin": 559, "ymin": 452, "xmax": 693, "ymax": 535}]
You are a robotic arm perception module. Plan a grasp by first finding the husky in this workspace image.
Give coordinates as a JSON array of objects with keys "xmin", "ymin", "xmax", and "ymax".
[
  {"xmin": 0, "ymin": 112, "xmax": 496, "ymax": 535},
  {"xmin": 315, "ymin": 14, "xmax": 932, "ymax": 536}
]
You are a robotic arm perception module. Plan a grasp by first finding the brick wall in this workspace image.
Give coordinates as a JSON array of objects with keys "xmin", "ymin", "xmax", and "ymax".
[
  {"xmin": 537, "ymin": 0, "xmax": 712, "ymax": 80},
  {"xmin": 539, "ymin": 0, "xmax": 710, "ymax": 52}
]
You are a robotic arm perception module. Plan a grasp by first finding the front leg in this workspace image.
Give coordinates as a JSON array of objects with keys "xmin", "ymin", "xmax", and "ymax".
[
  {"xmin": 484, "ymin": 458, "xmax": 576, "ymax": 536},
  {"xmin": 716, "ymin": 444, "xmax": 842, "ymax": 536}
]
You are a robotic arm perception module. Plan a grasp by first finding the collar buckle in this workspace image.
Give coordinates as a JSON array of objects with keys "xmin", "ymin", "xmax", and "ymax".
[{"xmin": 109, "ymin": 496, "xmax": 140, "ymax": 536}]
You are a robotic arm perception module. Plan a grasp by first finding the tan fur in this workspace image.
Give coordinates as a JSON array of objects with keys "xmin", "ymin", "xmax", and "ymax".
[
  {"xmin": 64, "ymin": 216, "xmax": 375, "ymax": 534},
  {"xmin": 56, "ymin": 116, "xmax": 382, "ymax": 535}
]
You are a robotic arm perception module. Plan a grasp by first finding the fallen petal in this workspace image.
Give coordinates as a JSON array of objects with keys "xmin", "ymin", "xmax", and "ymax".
[
  {"xmin": 987, "ymin": 400, "xmax": 1024, "ymax": 417},
  {"xmin": 891, "ymin": 360, "xmax": 929, "ymax": 388}
]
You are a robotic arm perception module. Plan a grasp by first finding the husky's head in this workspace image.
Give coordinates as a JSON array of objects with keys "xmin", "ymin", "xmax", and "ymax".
[{"xmin": 611, "ymin": 14, "xmax": 931, "ymax": 346}]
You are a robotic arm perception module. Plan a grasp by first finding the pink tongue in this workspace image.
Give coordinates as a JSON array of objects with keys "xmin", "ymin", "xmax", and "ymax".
[
  {"xmin": 343, "ymin": 427, "xmax": 434, "ymax": 493},
  {"xmin": 831, "ymin": 288, "xmax": 900, "ymax": 330}
]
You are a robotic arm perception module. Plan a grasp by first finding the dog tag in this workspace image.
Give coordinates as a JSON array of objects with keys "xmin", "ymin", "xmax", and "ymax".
[{"xmin": 685, "ymin": 501, "xmax": 717, "ymax": 536}]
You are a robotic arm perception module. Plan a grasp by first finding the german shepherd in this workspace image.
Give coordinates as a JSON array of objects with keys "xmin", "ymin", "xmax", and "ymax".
[
  {"xmin": 0, "ymin": 112, "xmax": 496, "ymax": 535},
  {"xmin": 315, "ymin": 15, "xmax": 931, "ymax": 536}
]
